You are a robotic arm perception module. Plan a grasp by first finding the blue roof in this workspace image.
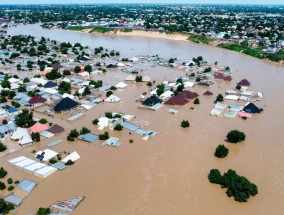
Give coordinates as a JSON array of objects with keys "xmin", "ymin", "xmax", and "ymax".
[
  {"xmin": 98, "ymin": 84, "xmax": 111, "ymax": 91},
  {"xmin": 123, "ymin": 122, "xmax": 140, "ymax": 132},
  {"xmin": 78, "ymin": 133, "xmax": 99, "ymax": 143},
  {"xmin": 5, "ymin": 105, "xmax": 18, "ymax": 113},
  {"xmin": 47, "ymin": 139, "xmax": 63, "ymax": 147},
  {"xmin": 52, "ymin": 162, "xmax": 67, "ymax": 170},
  {"xmin": 18, "ymin": 179, "xmax": 37, "ymax": 193},
  {"xmin": 44, "ymin": 81, "xmax": 57, "ymax": 88},
  {"xmin": 4, "ymin": 194, "xmax": 23, "ymax": 206}
]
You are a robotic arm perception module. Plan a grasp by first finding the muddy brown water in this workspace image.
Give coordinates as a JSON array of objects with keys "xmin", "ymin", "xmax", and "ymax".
[{"xmin": 1, "ymin": 24, "xmax": 283, "ymax": 214}]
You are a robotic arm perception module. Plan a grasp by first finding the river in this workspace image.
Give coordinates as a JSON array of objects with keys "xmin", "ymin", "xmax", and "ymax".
[{"xmin": 2, "ymin": 24, "xmax": 284, "ymax": 215}]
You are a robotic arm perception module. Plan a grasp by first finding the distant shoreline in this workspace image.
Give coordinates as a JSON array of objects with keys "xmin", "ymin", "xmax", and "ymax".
[{"xmin": 64, "ymin": 28, "xmax": 284, "ymax": 67}]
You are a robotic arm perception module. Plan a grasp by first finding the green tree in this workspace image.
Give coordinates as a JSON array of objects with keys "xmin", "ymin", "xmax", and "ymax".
[
  {"xmin": 84, "ymin": 65, "xmax": 92, "ymax": 73},
  {"xmin": 82, "ymin": 86, "xmax": 91, "ymax": 96},
  {"xmin": 135, "ymin": 75, "xmax": 143, "ymax": 82},
  {"xmin": 74, "ymin": 66, "xmax": 81, "ymax": 73},
  {"xmin": 80, "ymin": 127, "xmax": 90, "ymax": 135},
  {"xmin": 58, "ymin": 81, "xmax": 71, "ymax": 94},
  {"xmin": 0, "ymin": 182, "xmax": 6, "ymax": 190},
  {"xmin": 181, "ymin": 120, "xmax": 190, "ymax": 128},
  {"xmin": 106, "ymin": 91, "xmax": 113, "ymax": 97},
  {"xmin": 0, "ymin": 167, "xmax": 7, "ymax": 178},
  {"xmin": 0, "ymin": 143, "xmax": 7, "ymax": 152},
  {"xmin": 216, "ymin": 94, "xmax": 224, "ymax": 102},
  {"xmin": 31, "ymin": 132, "xmax": 40, "ymax": 142},
  {"xmin": 36, "ymin": 207, "xmax": 51, "ymax": 215},
  {"xmin": 214, "ymin": 144, "xmax": 229, "ymax": 158},
  {"xmin": 226, "ymin": 130, "xmax": 246, "ymax": 143},
  {"xmin": 193, "ymin": 98, "xmax": 200, "ymax": 104},
  {"xmin": 114, "ymin": 124, "xmax": 123, "ymax": 131},
  {"xmin": 99, "ymin": 131, "xmax": 109, "ymax": 140},
  {"xmin": 14, "ymin": 109, "xmax": 35, "ymax": 128}
]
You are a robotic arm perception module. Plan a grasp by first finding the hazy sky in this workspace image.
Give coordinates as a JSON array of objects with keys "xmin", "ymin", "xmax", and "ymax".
[{"xmin": 0, "ymin": 0, "xmax": 283, "ymax": 5}]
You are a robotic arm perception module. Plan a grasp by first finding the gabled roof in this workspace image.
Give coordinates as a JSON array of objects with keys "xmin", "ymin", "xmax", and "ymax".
[
  {"xmin": 165, "ymin": 94, "xmax": 189, "ymax": 106},
  {"xmin": 243, "ymin": 102, "xmax": 261, "ymax": 114},
  {"xmin": 28, "ymin": 96, "xmax": 46, "ymax": 105},
  {"xmin": 179, "ymin": 90, "xmax": 199, "ymax": 99},
  {"xmin": 51, "ymin": 63, "xmax": 63, "ymax": 69},
  {"xmin": 203, "ymin": 90, "xmax": 213, "ymax": 96},
  {"xmin": 43, "ymin": 81, "xmax": 57, "ymax": 88},
  {"xmin": 47, "ymin": 124, "xmax": 65, "ymax": 134},
  {"xmin": 29, "ymin": 122, "xmax": 49, "ymax": 133},
  {"xmin": 238, "ymin": 79, "xmax": 251, "ymax": 86},
  {"xmin": 54, "ymin": 97, "xmax": 79, "ymax": 112},
  {"xmin": 142, "ymin": 95, "xmax": 161, "ymax": 106}
]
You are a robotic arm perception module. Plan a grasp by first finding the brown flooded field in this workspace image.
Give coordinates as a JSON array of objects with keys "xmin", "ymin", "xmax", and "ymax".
[{"xmin": 1, "ymin": 24, "xmax": 284, "ymax": 215}]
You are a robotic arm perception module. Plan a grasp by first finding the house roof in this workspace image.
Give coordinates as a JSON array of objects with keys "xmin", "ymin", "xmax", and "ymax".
[
  {"xmin": 224, "ymin": 76, "xmax": 232, "ymax": 81},
  {"xmin": 142, "ymin": 95, "xmax": 161, "ymax": 106},
  {"xmin": 29, "ymin": 122, "xmax": 49, "ymax": 133},
  {"xmin": 51, "ymin": 63, "xmax": 63, "ymax": 69},
  {"xmin": 165, "ymin": 94, "xmax": 189, "ymax": 106},
  {"xmin": 203, "ymin": 90, "xmax": 213, "ymax": 96},
  {"xmin": 46, "ymin": 124, "xmax": 65, "ymax": 134},
  {"xmin": 243, "ymin": 102, "xmax": 261, "ymax": 113},
  {"xmin": 238, "ymin": 79, "xmax": 251, "ymax": 86},
  {"xmin": 54, "ymin": 97, "xmax": 79, "ymax": 112},
  {"xmin": 179, "ymin": 90, "xmax": 199, "ymax": 99},
  {"xmin": 43, "ymin": 81, "xmax": 57, "ymax": 88},
  {"xmin": 28, "ymin": 96, "xmax": 47, "ymax": 105},
  {"xmin": 215, "ymin": 73, "xmax": 225, "ymax": 80}
]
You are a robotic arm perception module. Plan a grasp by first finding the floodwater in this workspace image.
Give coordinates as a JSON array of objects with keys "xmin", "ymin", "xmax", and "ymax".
[{"xmin": 1, "ymin": 24, "xmax": 284, "ymax": 215}]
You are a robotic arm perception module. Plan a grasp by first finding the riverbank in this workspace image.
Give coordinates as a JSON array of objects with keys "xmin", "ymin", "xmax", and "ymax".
[{"xmin": 66, "ymin": 27, "xmax": 284, "ymax": 66}]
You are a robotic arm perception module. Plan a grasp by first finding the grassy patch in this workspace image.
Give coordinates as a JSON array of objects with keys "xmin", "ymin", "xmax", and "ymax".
[
  {"xmin": 89, "ymin": 27, "xmax": 114, "ymax": 33},
  {"xmin": 187, "ymin": 34, "xmax": 212, "ymax": 44},
  {"xmin": 65, "ymin": 26, "xmax": 88, "ymax": 31}
]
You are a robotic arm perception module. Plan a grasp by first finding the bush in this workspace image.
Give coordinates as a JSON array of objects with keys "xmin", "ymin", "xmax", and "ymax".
[
  {"xmin": 38, "ymin": 118, "xmax": 48, "ymax": 124},
  {"xmin": 49, "ymin": 158, "xmax": 57, "ymax": 164},
  {"xmin": 106, "ymin": 91, "xmax": 113, "ymax": 97},
  {"xmin": 129, "ymin": 139, "xmax": 133, "ymax": 143},
  {"xmin": 80, "ymin": 127, "xmax": 90, "ymax": 135},
  {"xmin": 226, "ymin": 130, "xmax": 246, "ymax": 143},
  {"xmin": 0, "ymin": 182, "xmax": 6, "ymax": 190},
  {"xmin": 105, "ymin": 112, "xmax": 113, "ymax": 119},
  {"xmin": 36, "ymin": 207, "xmax": 51, "ymax": 215},
  {"xmin": 0, "ymin": 199, "xmax": 14, "ymax": 214},
  {"xmin": 65, "ymin": 159, "xmax": 74, "ymax": 165},
  {"xmin": 208, "ymin": 169, "xmax": 258, "ymax": 202},
  {"xmin": 7, "ymin": 186, "xmax": 14, "ymax": 191},
  {"xmin": 181, "ymin": 120, "xmax": 190, "ymax": 128},
  {"xmin": 193, "ymin": 98, "xmax": 200, "ymax": 104},
  {"xmin": 0, "ymin": 167, "xmax": 7, "ymax": 178},
  {"xmin": 31, "ymin": 132, "xmax": 40, "ymax": 142},
  {"xmin": 92, "ymin": 119, "xmax": 99, "ymax": 125},
  {"xmin": 99, "ymin": 131, "xmax": 109, "ymax": 140},
  {"xmin": 135, "ymin": 75, "xmax": 143, "ymax": 82},
  {"xmin": 214, "ymin": 144, "xmax": 229, "ymax": 158},
  {"xmin": 114, "ymin": 124, "xmax": 123, "ymax": 131},
  {"xmin": 0, "ymin": 142, "xmax": 7, "ymax": 152},
  {"xmin": 7, "ymin": 178, "xmax": 13, "ymax": 184},
  {"xmin": 216, "ymin": 94, "xmax": 224, "ymax": 102}
]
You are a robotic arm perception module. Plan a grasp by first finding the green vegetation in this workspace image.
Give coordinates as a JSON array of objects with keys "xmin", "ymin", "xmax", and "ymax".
[
  {"xmin": 156, "ymin": 84, "xmax": 165, "ymax": 96},
  {"xmin": 188, "ymin": 34, "xmax": 212, "ymax": 44},
  {"xmin": 214, "ymin": 144, "xmax": 229, "ymax": 158},
  {"xmin": 7, "ymin": 186, "xmax": 14, "ymax": 191},
  {"xmin": 0, "ymin": 181, "xmax": 6, "ymax": 190},
  {"xmin": 106, "ymin": 91, "xmax": 113, "ymax": 97},
  {"xmin": 0, "ymin": 142, "xmax": 7, "ymax": 152},
  {"xmin": 90, "ymin": 27, "xmax": 114, "ymax": 33},
  {"xmin": 0, "ymin": 199, "xmax": 14, "ymax": 214},
  {"xmin": 65, "ymin": 159, "xmax": 75, "ymax": 165},
  {"xmin": 0, "ymin": 167, "xmax": 7, "ymax": 179},
  {"xmin": 7, "ymin": 178, "xmax": 13, "ymax": 184},
  {"xmin": 67, "ymin": 129, "xmax": 79, "ymax": 141},
  {"xmin": 80, "ymin": 127, "xmax": 90, "ymax": 135},
  {"xmin": 181, "ymin": 120, "xmax": 190, "ymax": 128},
  {"xmin": 135, "ymin": 75, "xmax": 143, "ymax": 82},
  {"xmin": 226, "ymin": 130, "xmax": 246, "ymax": 143},
  {"xmin": 121, "ymin": 28, "xmax": 133, "ymax": 33},
  {"xmin": 193, "ymin": 98, "xmax": 200, "ymax": 104},
  {"xmin": 216, "ymin": 94, "xmax": 224, "ymax": 102},
  {"xmin": 58, "ymin": 81, "xmax": 71, "ymax": 94},
  {"xmin": 114, "ymin": 124, "xmax": 123, "ymax": 131},
  {"xmin": 66, "ymin": 26, "xmax": 88, "ymax": 31},
  {"xmin": 36, "ymin": 207, "xmax": 51, "ymax": 215},
  {"xmin": 92, "ymin": 119, "xmax": 99, "ymax": 125},
  {"xmin": 208, "ymin": 169, "xmax": 258, "ymax": 202},
  {"xmin": 45, "ymin": 68, "xmax": 62, "ymax": 80},
  {"xmin": 31, "ymin": 132, "xmax": 40, "ymax": 142},
  {"xmin": 99, "ymin": 131, "xmax": 109, "ymax": 140},
  {"xmin": 14, "ymin": 109, "xmax": 35, "ymax": 128}
]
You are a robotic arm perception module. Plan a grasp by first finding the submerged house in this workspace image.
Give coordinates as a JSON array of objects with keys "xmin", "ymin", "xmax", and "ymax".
[
  {"xmin": 54, "ymin": 97, "xmax": 79, "ymax": 113},
  {"xmin": 238, "ymin": 79, "xmax": 251, "ymax": 86},
  {"xmin": 243, "ymin": 102, "xmax": 262, "ymax": 113},
  {"xmin": 142, "ymin": 95, "xmax": 161, "ymax": 107},
  {"xmin": 28, "ymin": 96, "xmax": 47, "ymax": 107}
]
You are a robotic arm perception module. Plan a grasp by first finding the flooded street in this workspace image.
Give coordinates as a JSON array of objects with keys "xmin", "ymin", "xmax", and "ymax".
[{"xmin": 2, "ymin": 24, "xmax": 284, "ymax": 214}]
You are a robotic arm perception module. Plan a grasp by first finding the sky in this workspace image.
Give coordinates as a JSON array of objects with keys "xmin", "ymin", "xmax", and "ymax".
[{"xmin": 0, "ymin": 0, "xmax": 283, "ymax": 5}]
